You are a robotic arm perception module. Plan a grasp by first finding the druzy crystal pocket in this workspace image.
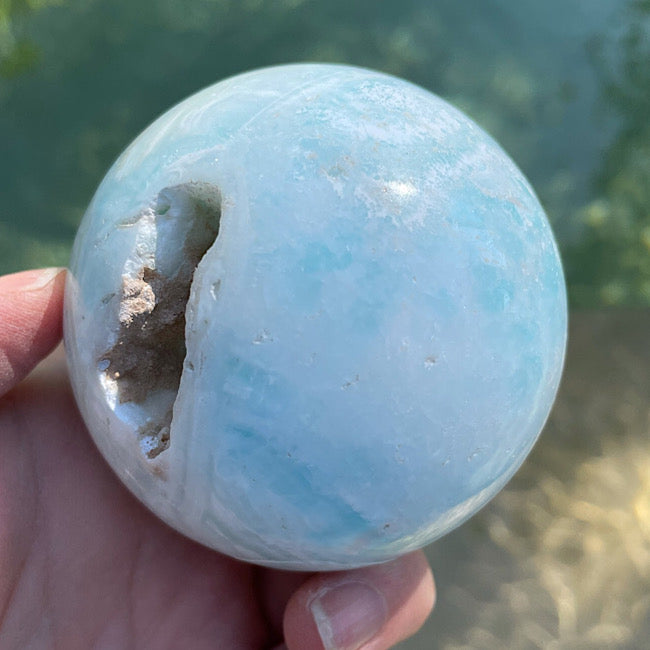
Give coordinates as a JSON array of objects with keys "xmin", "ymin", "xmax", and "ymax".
[{"xmin": 64, "ymin": 64, "xmax": 567, "ymax": 570}]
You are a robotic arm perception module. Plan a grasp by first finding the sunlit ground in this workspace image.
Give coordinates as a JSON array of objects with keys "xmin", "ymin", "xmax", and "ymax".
[{"xmin": 402, "ymin": 311, "xmax": 650, "ymax": 649}]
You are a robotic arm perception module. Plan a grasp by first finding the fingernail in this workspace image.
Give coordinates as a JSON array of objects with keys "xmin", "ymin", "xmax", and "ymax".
[
  {"xmin": 310, "ymin": 581, "xmax": 388, "ymax": 650},
  {"xmin": 3, "ymin": 267, "xmax": 65, "ymax": 293}
]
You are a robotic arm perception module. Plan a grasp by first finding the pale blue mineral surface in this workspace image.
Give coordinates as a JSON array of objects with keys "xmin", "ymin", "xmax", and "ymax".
[{"xmin": 64, "ymin": 64, "xmax": 567, "ymax": 569}]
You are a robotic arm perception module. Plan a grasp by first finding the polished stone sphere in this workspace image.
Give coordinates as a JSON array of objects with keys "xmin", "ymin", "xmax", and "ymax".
[{"xmin": 64, "ymin": 63, "xmax": 567, "ymax": 570}]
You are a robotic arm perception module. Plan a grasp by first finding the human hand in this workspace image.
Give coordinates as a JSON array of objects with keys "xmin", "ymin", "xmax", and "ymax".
[{"xmin": 0, "ymin": 268, "xmax": 435, "ymax": 650}]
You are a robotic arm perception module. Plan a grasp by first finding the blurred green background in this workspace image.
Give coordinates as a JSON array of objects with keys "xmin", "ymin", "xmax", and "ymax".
[
  {"xmin": 2, "ymin": 0, "xmax": 650, "ymax": 308},
  {"xmin": 2, "ymin": 1, "xmax": 650, "ymax": 648}
]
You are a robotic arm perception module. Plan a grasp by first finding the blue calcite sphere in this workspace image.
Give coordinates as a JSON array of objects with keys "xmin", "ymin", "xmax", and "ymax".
[{"xmin": 64, "ymin": 64, "xmax": 567, "ymax": 570}]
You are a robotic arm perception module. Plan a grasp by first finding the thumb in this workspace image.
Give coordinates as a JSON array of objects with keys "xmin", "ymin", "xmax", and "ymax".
[
  {"xmin": 0, "ymin": 268, "xmax": 66, "ymax": 397},
  {"xmin": 284, "ymin": 551, "xmax": 435, "ymax": 650}
]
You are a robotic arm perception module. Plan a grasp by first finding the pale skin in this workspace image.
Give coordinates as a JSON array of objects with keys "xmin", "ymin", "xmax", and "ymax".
[{"xmin": 0, "ymin": 268, "xmax": 435, "ymax": 650}]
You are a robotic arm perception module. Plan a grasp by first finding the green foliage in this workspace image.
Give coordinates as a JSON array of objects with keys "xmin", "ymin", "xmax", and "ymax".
[
  {"xmin": 567, "ymin": 1, "xmax": 650, "ymax": 306},
  {"xmin": 0, "ymin": 38, "xmax": 38, "ymax": 77},
  {"xmin": 0, "ymin": 0, "xmax": 648, "ymax": 308},
  {"xmin": 0, "ymin": 0, "xmax": 64, "ymax": 77}
]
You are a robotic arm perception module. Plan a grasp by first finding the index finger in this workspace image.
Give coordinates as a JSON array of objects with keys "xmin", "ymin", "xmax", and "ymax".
[{"xmin": 0, "ymin": 268, "xmax": 66, "ymax": 397}]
